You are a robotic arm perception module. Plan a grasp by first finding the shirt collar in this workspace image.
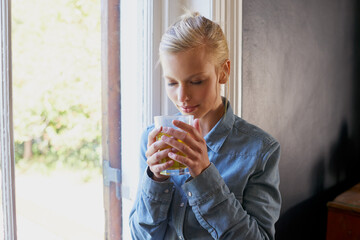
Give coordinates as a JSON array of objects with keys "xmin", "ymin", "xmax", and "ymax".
[{"xmin": 204, "ymin": 99, "xmax": 235, "ymax": 153}]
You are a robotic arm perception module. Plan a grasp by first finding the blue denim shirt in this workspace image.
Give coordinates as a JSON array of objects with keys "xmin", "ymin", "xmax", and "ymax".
[{"xmin": 129, "ymin": 103, "xmax": 281, "ymax": 240}]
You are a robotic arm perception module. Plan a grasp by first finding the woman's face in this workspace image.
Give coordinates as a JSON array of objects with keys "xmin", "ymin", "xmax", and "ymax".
[{"xmin": 161, "ymin": 47, "xmax": 225, "ymax": 122}]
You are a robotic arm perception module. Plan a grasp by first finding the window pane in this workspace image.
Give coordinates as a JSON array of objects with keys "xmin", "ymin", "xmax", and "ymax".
[{"xmin": 12, "ymin": 0, "xmax": 104, "ymax": 239}]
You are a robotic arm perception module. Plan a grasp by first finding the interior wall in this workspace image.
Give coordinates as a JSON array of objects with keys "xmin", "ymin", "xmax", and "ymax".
[{"xmin": 242, "ymin": 0, "xmax": 360, "ymax": 239}]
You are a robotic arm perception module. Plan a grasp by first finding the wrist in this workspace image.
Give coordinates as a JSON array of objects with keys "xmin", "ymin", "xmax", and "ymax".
[
  {"xmin": 152, "ymin": 174, "xmax": 170, "ymax": 182},
  {"xmin": 147, "ymin": 167, "xmax": 170, "ymax": 182},
  {"xmin": 192, "ymin": 162, "xmax": 211, "ymax": 177}
]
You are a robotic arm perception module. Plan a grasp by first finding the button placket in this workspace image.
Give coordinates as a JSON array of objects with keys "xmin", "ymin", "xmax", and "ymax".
[{"xmin": 176, "ymin": 194, "xmax": 188, "ymax": 240}]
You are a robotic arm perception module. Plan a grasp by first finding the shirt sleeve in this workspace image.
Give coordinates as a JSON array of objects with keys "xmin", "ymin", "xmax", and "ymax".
[
  {"xmin": 181, "ymin": 141, "xmax": 281, "ymax": 240},
  {"xmin": 129, "ymin": 127, "xmax": 175, "ymax": 240}
]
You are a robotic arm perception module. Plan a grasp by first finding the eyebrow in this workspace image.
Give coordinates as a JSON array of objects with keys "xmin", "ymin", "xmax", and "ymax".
[{"xmin": 163, "ymin": 72, "xmax": 207, "ymax": 82}]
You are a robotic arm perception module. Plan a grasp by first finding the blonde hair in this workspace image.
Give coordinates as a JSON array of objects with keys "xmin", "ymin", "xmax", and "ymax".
[{"xmin": 159, "ymin": 11, "xmax": 229, "ymax": 71}]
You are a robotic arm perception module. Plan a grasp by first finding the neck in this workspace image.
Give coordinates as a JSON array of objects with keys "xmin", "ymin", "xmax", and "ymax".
[{"xmin": 200, "ymin": 100, "xmax": 225, "ymax": 136}]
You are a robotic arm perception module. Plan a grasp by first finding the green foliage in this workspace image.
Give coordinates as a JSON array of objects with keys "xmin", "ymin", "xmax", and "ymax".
[{"xmin": 12, "ymin": 0, "xmax": 101, "ymax": 171}]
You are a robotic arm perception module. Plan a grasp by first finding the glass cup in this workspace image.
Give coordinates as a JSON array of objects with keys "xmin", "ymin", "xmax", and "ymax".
[{"xmin": 154, "ymin": 115, "xmax": 194, "ymax": 176}]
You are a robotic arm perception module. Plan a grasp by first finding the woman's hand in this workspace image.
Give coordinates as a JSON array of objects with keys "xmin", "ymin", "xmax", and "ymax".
[
  {"xmin": 160, "ymin": 119, "xmax": 210, "ymax": 177},
  {"xmin": 145, "ymin": 126, "xmax": 174, "ymax": 181}
]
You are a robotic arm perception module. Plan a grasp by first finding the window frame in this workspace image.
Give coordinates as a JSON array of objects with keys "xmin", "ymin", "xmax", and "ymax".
[
  {"xmin": 1, "ymin": 0, "xmax": 18, "ymax": 239},
  {"xmin": 212, "ymin": 0, "xmax": 243, "ymax": 116},
  {"xmin": 101, "ymin": 0, "xmax": 122, "ymax": 239}
]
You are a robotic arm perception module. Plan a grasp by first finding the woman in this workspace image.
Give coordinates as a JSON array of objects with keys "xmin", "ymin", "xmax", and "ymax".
[{"xmin": 129, "ymin": 11, "xmax": 281, "ymax": 240}]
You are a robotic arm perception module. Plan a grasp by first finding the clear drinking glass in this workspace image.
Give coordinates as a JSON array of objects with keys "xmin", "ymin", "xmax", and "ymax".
[{"xmin": 154, "ymin": 115, "xmax": 194, "ymax": 175}]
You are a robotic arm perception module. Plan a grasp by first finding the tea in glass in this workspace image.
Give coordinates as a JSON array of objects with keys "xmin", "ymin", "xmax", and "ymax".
[{"xmin": 154, "ymin": 115, "xmax": 194, "ymax": 175}]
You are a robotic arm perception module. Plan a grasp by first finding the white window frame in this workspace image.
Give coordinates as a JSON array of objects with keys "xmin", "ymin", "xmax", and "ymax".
[
  {"xmin": 1, "ymin": 0, "xmax": 18, "ymax": 239},
  {"xmin": 212, "ymin": 0, "xmax": 243, "ymax": 116}
]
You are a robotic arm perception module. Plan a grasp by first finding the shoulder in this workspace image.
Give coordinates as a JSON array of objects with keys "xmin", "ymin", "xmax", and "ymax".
[
  {"xmin": 234, "ymin": 116, "xmax": 277, "ymax": 144},
  {"xmin": 229, "ymin": 115, "xmax": 280, "ymax": 157}
]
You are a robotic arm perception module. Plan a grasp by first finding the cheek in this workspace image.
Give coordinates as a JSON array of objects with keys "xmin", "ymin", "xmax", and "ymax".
[{"xmin": 202, "ymin": 82, "xmax": 218, "ymax": 99}]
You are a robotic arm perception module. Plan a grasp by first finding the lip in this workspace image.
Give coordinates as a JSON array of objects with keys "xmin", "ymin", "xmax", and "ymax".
[{"xmin": 179, "ymin": 105, "xmax": 199, "ymax": 113}]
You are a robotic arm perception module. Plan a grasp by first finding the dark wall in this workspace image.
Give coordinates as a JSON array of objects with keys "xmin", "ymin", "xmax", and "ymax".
[{"xmin": 242, "ymin": 0, "xmax": 360, "ymax": 239}]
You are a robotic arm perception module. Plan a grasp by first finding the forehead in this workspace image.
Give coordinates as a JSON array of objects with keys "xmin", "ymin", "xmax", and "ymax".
[{"xmin": 161, "ymin": 47, "xmax": 216, "ymax": 79}]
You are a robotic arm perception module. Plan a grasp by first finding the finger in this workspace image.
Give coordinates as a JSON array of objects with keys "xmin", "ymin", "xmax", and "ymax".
[
  {"xmin": 147, "ymin": 126, "xmax": 163, "ymax": 148},
  {"xmin": 149, "ymin": 160, "xmax": 174, "ymax": 175},
  {"xmin": 160, "ymin": 134, "xmax": 198, "ymax": 159},
  {"xmin": 161, "ymin": 127, "xmax": 187, "ymax": 140},
  {"xmin": 145, "ymin": 139, "xmax": 170, "ymax": 158},
  {"xmin": 161, "ymin": 127, "xmax": 202, "ymax": 154},
  {"xmin": 168, "ymin": 152, "xmax": 189, "ymax": 167},
  {"xmin": 172, "ymin": 119, "xmax": 203, "ymax": 141},
  {"xmin": 147, "ymin": 148, "xmax": 172, "ymax": 166}
]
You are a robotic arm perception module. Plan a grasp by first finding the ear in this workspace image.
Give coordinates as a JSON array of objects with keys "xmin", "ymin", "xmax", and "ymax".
[{"xmin": 219, "ymin": 59, "xmax": 231, "ymax": 84}]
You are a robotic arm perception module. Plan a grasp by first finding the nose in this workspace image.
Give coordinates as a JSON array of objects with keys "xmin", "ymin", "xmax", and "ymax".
[{"xmin": 178, "ymin": 84, "xmax": 190, "ymax": 102}]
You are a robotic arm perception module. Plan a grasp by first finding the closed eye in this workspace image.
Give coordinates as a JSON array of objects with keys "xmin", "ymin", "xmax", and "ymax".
[
  {"xmin": 167, "ymin": 82, "xmax": 177, "ymax": 86},
  {"xmin": 191, "ymin": 80, "xmax": 203, "ymax": 85}
]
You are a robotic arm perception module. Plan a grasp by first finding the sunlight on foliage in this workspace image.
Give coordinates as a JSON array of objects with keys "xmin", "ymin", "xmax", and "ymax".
[{"xmin": 12, "ymin": 0, "xmax": 101, "ymax": 171}]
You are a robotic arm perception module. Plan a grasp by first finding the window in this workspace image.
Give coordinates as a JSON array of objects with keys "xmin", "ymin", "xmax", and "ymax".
[
  {"xmin": 1, "ymin": 0, "xmax": 242, "ymax": 239},
  {"xmin": 2, "ymin": 0, "xmax": 103, "ymax": 239}
]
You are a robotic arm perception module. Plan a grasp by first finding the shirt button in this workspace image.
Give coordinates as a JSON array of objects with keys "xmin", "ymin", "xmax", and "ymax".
[
  {"xmin": 180, "ymin": 202, "xmax": 184, "ymax": 207},
  {"xmin": 188, "ymin": 192, "xmax": 192, "ymax": 197},
  {"xmin": 164, "ymin": 189, "xmax": 169, "ymax": 193},
  {"xmin": 179, "ymin": 236, "xmax": 183, "ymax": 240}
]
